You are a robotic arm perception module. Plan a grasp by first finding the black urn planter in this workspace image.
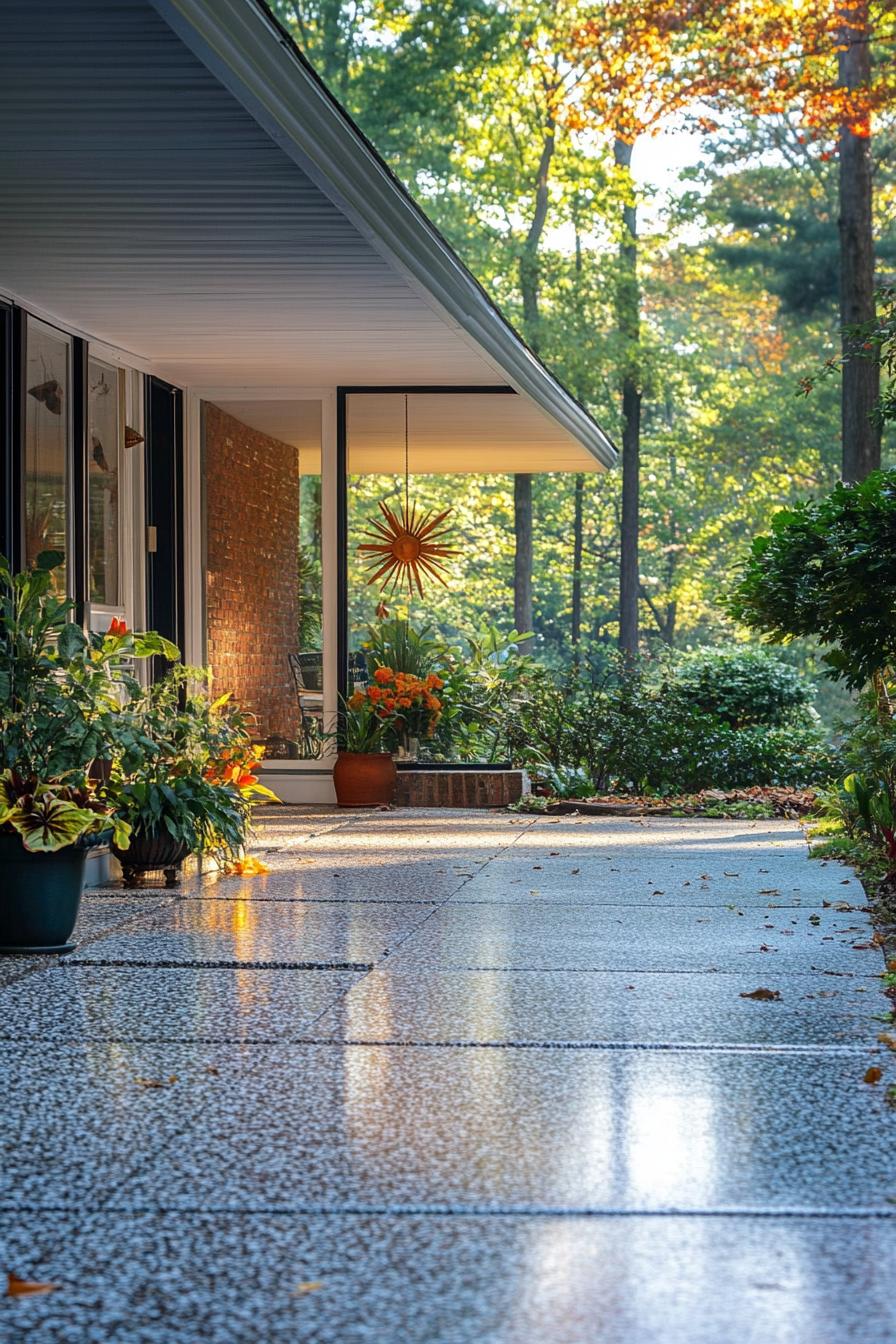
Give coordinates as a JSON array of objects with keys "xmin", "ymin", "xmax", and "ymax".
[
  {"xmin": 112, "ymin": 829, "xmax": 192, "ymax": 888},
  {"xmin": 0, "ymin": 832, "xmax": 91, "ymax": 954}
]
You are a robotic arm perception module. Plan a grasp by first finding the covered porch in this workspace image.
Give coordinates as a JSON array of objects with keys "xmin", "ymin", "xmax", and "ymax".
[{"xmin": 0, "ymin": 0, "xmax": 613, "ymax": 803}]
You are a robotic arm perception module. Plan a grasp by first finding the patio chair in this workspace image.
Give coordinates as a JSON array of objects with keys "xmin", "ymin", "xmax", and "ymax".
[{"xmin": 288, "ymin": 651, "xmax": 323, "ymax": 757}]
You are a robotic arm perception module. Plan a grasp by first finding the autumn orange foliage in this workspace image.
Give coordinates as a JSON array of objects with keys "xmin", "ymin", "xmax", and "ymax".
[{"xmin": 549, "ymin": 0, "xmax": 894, "ymax": 146}]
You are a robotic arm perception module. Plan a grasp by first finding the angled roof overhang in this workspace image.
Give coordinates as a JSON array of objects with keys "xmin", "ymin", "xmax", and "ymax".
[
  {"xmin": 0, "ymin": 0, "xmax": 616, "ymax": 471},
  {"xmin": 150, "ymin": 0, "xmax": 616, "ymax": 469}
]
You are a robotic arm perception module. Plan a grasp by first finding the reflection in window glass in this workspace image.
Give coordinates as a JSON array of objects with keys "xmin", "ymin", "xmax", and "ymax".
[
  {"xmin": 87, "ymin": 359, "xmax": 121, "ymax": 607},
  {"xmin": 24, "ymin": 318, "xmax": 70, "ymax": 591},
  {"xmin": 298, "ymin": 472, "xmax": 322, "ymax": 660}
]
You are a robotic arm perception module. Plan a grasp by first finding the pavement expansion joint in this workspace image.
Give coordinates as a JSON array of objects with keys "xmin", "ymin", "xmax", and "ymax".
[
  {"xmin": 59, "ymin": 958, "xmax": 376, "ymax": 972},
  {"xmin": 19, "ymin": 1202, "xmax": 894, "ymax": 1220}
]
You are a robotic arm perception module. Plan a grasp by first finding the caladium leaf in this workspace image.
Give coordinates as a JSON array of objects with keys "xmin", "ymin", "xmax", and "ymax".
[{"xmin": 6, "ymin": 795, "xmax": 100, "ymax": 852}]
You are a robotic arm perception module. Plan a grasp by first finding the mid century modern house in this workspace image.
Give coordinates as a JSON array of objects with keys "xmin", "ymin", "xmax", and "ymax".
[{"xmin": 0, "ymin": 0, "xmax": 616, "ymax": 803}]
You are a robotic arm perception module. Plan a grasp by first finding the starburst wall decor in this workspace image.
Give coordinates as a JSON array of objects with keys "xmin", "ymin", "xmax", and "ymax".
[{"xmin": 357, "ymin": 395, "xmax": 458, "ymax": 597}]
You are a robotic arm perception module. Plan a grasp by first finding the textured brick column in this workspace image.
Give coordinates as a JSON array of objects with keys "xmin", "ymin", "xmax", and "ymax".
[{"xmin": 204, "ymin": 403, "xmax": 301, "ymax": 740}]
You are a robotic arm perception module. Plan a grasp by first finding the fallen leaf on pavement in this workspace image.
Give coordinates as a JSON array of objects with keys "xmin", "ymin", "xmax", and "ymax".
[
  {"xmin": 864, "ymin": 1067, "xmax": 883, "ymax": 1085},
  {"xmin": 135, "ymin": 1075, "xmax": 178, "ymax": 1089},
  {"xmin": 5, "ymin": 1273, "xmax": 59, "ymax": 1297},
  {"xmin": 294, "ymin": 1281, "xmax": 324, "ymax": 1296},
  {"xmin": 740, "ymin": 988, "xmax": 781, "ymax": 1001},
  {"xmin": 759, "ymin": 888, "xmax": 780, "ymax": 895}
]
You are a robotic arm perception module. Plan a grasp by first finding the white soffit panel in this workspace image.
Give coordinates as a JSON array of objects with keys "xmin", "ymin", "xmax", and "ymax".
[
  {"xmin": 214, "ymin": 393, "xmax": 602, "ymax": 474},
  {"xmin": 0, "ymin": 0, "xmax": 615, "ymax": 468}
]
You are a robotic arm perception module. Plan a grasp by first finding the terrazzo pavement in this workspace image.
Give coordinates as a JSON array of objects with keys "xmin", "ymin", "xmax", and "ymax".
[{"xmin": 1, "ymin": 806, "xmax": 895, "ymax": 1342}]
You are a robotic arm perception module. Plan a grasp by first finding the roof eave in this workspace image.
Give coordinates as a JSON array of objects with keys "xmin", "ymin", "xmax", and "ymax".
[{"xmin": 148, "ymin": 0, "xmax": 617, "ymax": 469}]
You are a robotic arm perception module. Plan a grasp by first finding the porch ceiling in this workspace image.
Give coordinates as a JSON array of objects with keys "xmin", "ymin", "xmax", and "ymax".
[
  {"xmin": 0, "ymin": 0, "xmax": 614, "ymax": 471},
  {"xmin": 215, "ymin": 393, "xmax": 603, "ymax": 474}
]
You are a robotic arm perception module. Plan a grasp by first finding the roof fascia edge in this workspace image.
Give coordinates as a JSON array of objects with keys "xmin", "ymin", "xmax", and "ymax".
[{"xmin": 147, "ymin": 0, "xmax": 616, "ymax": 469}]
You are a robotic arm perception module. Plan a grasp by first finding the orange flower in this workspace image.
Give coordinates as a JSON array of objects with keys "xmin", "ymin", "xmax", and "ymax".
[
  {"xmin": 397, "ymin": 696, "xmax": 412, "ymax": 708},
  {"xmin": 107, "ymin": 616, "xmax": 129, "ymax": 638},
  {"xmin": 426, "ymin": 674, "xmax": 444, "ymax": 690},
  {"xmin": 348, "ymin": 690, "xmax": 365, "ymax": 709},
  {"xmin": 373, "ymin": 666, "xmax": 394, "ymax": 684}
]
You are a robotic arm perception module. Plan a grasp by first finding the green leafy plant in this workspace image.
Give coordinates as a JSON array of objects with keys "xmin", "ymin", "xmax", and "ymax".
[
  {"xmin": 362, "ymin": 616, "xmax": 450, "ymax": 679},
  {"xmin": 0, "ymin": 551, "xmax": 175, "ymax": 853},
  {"xmin": 840, "ymin": 773, "xmax": 896, "ymax": 876},
  {"xmin": 334, "ymin": 692, "xmax": 395, "ymax": 754},
  {"xmin": 502, "ymin": 650, "xmax": 837, "ymax": 795},
  {"xmin": 730, "ymin": 471, "xmax": 896, "ymax": 690},
  {"xmin": 106, "ymin": 666, "xmax": 261, "ymax": 862},
  {"xmin": 675, "ymin": 645, "xmax": 811, "ymax": 727}
]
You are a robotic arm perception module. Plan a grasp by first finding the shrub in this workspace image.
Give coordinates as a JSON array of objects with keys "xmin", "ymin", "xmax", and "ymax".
[
  {"xmin": 675, "ymin": 645, "xmax": 811, "ymax": 727},
  {"xmin": 502, "ymin": 651, "xmax": 837, "ymax": 796},
  {"xmin": 730, "ymin": 470, "xmax": 896, "ymax": 689}
]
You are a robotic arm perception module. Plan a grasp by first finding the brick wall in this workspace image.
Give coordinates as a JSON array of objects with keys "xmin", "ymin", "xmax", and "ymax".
[{"xmin": 204, "ymin": 402, "xmax": 300, "ymax": 741}]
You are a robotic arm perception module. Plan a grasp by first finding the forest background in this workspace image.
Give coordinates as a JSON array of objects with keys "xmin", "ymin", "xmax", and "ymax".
[{"xmin": 276, "ymin": 0, "xmax": 896, "ymax": 720}]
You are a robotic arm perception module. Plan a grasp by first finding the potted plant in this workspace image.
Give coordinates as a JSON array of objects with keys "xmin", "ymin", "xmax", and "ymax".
[
  {"xmin": 331, "ymin": 685, "xmax": 399, "ymax": 806},
  {"xmin": 107, "ymin": 666, "xmax": 275, "ymax": 886},
  {"xmin": 0, "ymin": 551, "xmax": 168, "ymax": 951},
  {"xmin": 367, "ymin": 665, "xmax": 444, "ymax": 760}
]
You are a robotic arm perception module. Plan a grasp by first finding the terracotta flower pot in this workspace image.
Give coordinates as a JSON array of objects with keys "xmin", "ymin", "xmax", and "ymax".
[{"xmin": 333, "ymin": 751, "xmax": 396, "ymax": 807}]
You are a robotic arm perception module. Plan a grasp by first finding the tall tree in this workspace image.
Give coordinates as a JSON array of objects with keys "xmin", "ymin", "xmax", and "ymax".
[
  {"xmin": 557, "ymin": 0, "xmax": 717, "ymax": 653},
  {"xmin": 698, "ymin": 0, "xmax": 895, "ymax": 480},
  {"xmin": 838, "ymin": 0, "xmax": 881, "ymax": 479},
  {"xmin": 513, "ymin": 47, "xmax": 560, "ymax": 637}
]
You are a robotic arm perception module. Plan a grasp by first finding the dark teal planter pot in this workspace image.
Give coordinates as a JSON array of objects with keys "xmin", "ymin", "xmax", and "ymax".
[{"xmin": 0, "ymin": 832, "xmax": 91, "ymax": 953}]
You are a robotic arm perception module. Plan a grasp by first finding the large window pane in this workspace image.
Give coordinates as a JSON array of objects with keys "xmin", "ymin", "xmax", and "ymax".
[
  {"xmin": 24, "ymin": 317, "xmax": 71, "ymax": 591},
  {"xmin": 87, "ymin": 358, "xmax": 122, "ymax": 607}
]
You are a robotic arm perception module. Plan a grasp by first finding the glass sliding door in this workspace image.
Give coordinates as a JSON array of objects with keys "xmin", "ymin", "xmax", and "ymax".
[
  {"xmin": 24, "ymin": 316, "xmax": 71, "ymax": 592},
  {"xmin": 87, "ymin": 357, "xmax": 124, "ymax": 611}
]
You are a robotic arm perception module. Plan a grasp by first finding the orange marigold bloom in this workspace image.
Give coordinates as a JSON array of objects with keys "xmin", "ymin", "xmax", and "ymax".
[
  {"xmin": 373, "ymin": 666, "xmax": 394, "ymax": 684},
  {"xmin": 397, "ymin": 696, "xmax": 412, "ymax": 708},
  {"xmin": 426, "ymin": 674, "xmax": 444, "ymax": 690},
  {"xmin": 348, "ymin": 690, "xmax": 365, "ymax": 709}
]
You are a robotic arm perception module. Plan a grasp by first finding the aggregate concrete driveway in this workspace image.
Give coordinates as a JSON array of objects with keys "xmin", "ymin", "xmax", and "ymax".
[{"xmin": 1, "ymin": 808, "xmax": 895, "ymax": 1343}]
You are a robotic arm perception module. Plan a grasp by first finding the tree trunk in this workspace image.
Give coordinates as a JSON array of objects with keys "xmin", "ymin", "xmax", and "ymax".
[
  {"xmin": 514, "ymin": 473, "xmax": 533, "ymax": 634},
  {"xmin": 513, "ymin": 122, "xmax": 556, "ymax": 637},
  {"xmin": 838, "ymin": 0, "xmax": 880, "ymax": 481},
  {"xmin": 614, "ymin": 138, "xmax": 642, "ymax": 655},
  {"xmin": 518, "ymin": 121, "xmax": 555, "ymax": 354},
  {"xmin": 571, "ymin": 473, "xmax": 584, "ymax": 647}
]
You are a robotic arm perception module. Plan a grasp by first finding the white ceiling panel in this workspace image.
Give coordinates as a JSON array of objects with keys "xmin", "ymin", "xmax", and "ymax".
[
  {"xmin": 0, "ymin": 0, "xmax": 613, "ymax": 468},
  {"xmin": 0, "ymin": 0, "xmax": 496, "ymax": 386},
  {"xmin": 213, "ymin": 393, "xmax": 601, "ymax": 474}
]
